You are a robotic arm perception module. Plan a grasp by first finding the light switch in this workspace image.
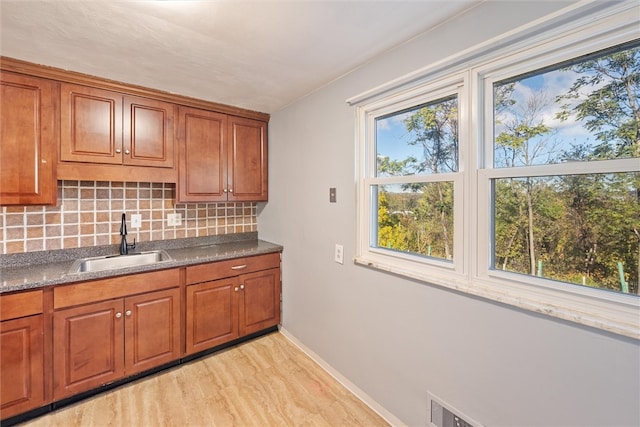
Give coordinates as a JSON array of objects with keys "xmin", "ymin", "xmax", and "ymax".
[{"xmin": 329, "ymin": 187, "xmax": 336, "ymax": 203}]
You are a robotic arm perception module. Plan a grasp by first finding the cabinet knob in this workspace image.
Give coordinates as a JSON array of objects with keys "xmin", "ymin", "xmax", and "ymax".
[
  {"xmin": 41, "ymin": 159, "xmax": 47, "ymax": 164},
  {"xmin": 240, "ymin": 284, "xmax": 245, "ymax": 290},
  {"xmin": 116, "ymin": 148, "xmax": 122, "ymax": 154},
  {"xmin": 229, "ymin": 188, "xmax": 233, "ymax": 193},
  {"xmin": 125, "ymin": 310, "xmax": 132, "ymax": 317},
  {"xmin": 115, "ymin": 312, "xmax": 122, "ymax": 318},
  {"xmin": 223, "ymin": 189, "xmax": 228, "ymax": 193},
  {"xmin": 125, "ymin": 149, "xmax": 130, "ymax": 155},
  {"xmin": 234, "ymin": 287, "xmax": 239, "ymax": 292}
]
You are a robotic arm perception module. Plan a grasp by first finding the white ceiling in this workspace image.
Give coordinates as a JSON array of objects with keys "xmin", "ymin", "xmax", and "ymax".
[{"xmin": 0, "ymin": 0, "xmax": 479, "ymax": 114}]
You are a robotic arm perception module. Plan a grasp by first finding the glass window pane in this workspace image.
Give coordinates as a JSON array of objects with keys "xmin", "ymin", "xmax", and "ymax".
[
  {"xmin": 372, "ymin": 183, "xmax": 454, "ymax": 262},
  {"xmin": 492, "ymin": 172, "xmax": 640, "ymax": 294},
  {"xmin": 376, "ymin": 95, "xmax": 458, "ymax": 176},
  {"xmin": 493, "ymin": 41, "xmax": 640, "ymax": 168}
]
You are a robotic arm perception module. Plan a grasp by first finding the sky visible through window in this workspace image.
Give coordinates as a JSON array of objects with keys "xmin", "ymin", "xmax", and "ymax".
[
  {"xmin": 494, "ymin": 68, "xmax": 599, "ymax": 167},
  {"xmin": 376, "ymin": 42, "xmax": 639, "ymax": 168},
  {"xmin": 375, "ymin": 68, "xmax": 612, "ymax": 168},
  {"xmin": 376, "ymin": 111, "xmax": 424, "ymax": 174}
]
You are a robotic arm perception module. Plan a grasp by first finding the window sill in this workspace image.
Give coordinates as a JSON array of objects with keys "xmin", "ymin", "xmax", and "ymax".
[{"xmin": 355, "ymin": 255, "xmax": 640, "ymax": 340}]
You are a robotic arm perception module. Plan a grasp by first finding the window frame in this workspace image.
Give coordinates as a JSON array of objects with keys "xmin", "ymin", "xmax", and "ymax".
[
  {"xmin": 353, "ymin": 1, "xmax": 640, "ymax": 339},
  {"xmin": 356, "ymin": 73, "xmax": 468, "ymax": 280}
]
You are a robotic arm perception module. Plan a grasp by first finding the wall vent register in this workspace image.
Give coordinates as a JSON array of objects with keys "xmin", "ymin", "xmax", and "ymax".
[{"xmin": 427, "ymin": 393, "xmax": 483, "ymax": 427}]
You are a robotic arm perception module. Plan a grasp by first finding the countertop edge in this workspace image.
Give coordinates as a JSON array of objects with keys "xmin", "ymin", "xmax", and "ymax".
[{"xmin": 1, "ymin": 239, "xmax": 283, "ymax": 294}]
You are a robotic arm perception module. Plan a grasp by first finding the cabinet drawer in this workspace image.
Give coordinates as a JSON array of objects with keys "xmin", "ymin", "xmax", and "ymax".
[
  {"xmin": 54, "ymin": 268, "xmax": 180, "ymax": 309},
  {"xmin": 0, "ymin": 290, "xmax": 43, "ymax": 321},
  {"xmin": 186, "ymin": 253, "xmax": 280, "ymax": 285}
]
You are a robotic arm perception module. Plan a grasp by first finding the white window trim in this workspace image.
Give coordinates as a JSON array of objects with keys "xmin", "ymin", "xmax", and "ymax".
[
  {"xmin": 353, "ymin": 0, "xmax": 640, "ymax": 339},
  {"xmin": 356, "ymin": 72, "xmax": 468, "ymax": 279}
]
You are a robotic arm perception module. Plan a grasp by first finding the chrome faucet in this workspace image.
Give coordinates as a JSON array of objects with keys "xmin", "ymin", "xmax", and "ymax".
[{"xmin": 119, "ymin": 213, "xmax": 136, "ymax": 255}]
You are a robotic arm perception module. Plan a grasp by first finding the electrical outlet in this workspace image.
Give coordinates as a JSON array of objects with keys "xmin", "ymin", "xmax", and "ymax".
[
  {"xmin": 167, "ymin": 213, "xmax": 182, "ymax": 226},
  {"xmin": 130, "ymin": 214, "xmax": 142, "ymax": 229},
  {"xmin": 334, "ymin": 244, "xmax": 344, "ymax": 264}
]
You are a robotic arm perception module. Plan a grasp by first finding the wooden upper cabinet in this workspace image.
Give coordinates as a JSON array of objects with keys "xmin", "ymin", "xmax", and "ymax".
[
  {"xmin": 177, "ymin": 106, "xmax": 227, "ymax": 202},
  {"xmin": 60, "ymin": 83, "xmax": 175, "ymax": 168},
  {"xmin": 0, "ymin": 71, "xmax": 57, "ymax": 205},
  {"xmin": 228, "ymin": 116, "xmax": 268, "ymax": 202},
  {"xmin": 177, "ymin": 107, "xmax": 267, "ymax": 203},
  {"xmin": 60, "ymin": 84, "xmax": 122, "ymax": 164},
  {"xmin": 123, "ymin": 95, "xmax": 175, "ymax": 168}
]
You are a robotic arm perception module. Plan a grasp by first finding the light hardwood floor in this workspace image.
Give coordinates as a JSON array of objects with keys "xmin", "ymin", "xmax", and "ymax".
[{"xmin": 20, "ymin": 332, "xmax": 390, "ymax": 427}]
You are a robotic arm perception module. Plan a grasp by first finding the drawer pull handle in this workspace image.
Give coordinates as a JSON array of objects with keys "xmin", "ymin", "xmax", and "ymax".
[{"xmin": 231, "ymin": 264, "xmax": 247, "ymax": 270}]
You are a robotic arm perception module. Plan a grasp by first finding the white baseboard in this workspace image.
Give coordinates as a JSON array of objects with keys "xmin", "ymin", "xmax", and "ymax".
[{"xmin": 279, "ymin": 327, "xmax": 406, "ymax": 427}]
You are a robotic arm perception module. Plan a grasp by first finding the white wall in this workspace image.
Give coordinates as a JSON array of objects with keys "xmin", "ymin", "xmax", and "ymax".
[{"xmin": 258, "ymin": 2, "xmax": 640, "ymax": 426}]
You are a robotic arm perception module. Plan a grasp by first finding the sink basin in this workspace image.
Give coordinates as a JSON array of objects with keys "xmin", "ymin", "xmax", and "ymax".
[{"xmin": 68, "ymin": 250, "xmax": 173, "ymax": 274}]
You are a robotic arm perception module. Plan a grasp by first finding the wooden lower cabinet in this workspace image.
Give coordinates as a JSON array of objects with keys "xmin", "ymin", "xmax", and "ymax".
[
  {"xmin": 185, "ymin": 278, "xmax": 238, "ymax": 353},
  {"xmin": 125, "ymin": 289, "xmax": 180, "ymax": 376},
  {"xmin": 53, "ymin": 288, "xmax": 180, "ymax": 400},
  {"xmin": 185, "ymin": 253, "xmax": 281, "ymax": 356},
  {"xmin": 0, "ymin": 253, "xmax": 281, "ymax": 420},
  {"xmin": 0, "ymin": 315, "xmax": 45, "ymax": 419},
  {"xmin": 239, "ymin": 268, "xmax": 281, "ymax": 336},
  {"xmin": 53, "ymin": 299, "xmax": 124, "ymax": 399}
]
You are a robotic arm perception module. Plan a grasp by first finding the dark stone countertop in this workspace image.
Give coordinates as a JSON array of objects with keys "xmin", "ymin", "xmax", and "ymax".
[{"xmin": 0, "ymin": 232, "xmax": 283, "ymax": 294}]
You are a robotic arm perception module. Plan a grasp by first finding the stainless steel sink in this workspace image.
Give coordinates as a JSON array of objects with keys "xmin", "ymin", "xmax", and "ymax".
[{"xmin": 68, "ymin": 250, "xmax": 173, "ymax": 274}]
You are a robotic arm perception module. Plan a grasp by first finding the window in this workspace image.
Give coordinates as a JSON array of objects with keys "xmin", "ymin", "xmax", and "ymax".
[
  {"xmin": 354, "ymin": 2, "xmax": 639, "ymax": 338},
  {"xmin": 375, "ymin": 95, "xmax": 458, "ymax": 262},
  {"xmin": 357, "ymin": 75, "xmax": 466, "ymax": 279},
  {"xmin": 488, "ymin": 41, "xmax": 640, "ymax": 295}
]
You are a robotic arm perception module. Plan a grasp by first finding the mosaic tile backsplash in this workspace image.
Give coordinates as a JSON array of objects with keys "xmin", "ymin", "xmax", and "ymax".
[{"xmin": 0, "ymin": 181, "xmax": 257, "ymax": 255}]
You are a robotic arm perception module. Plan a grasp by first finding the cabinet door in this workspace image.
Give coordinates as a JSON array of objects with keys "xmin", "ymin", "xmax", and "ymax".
[
  {"xmin": 238, "ymin": 268, "xmax": 280, "ymax": 336},
  {"xmin": 123, "ymin": 95, "xmax": 175, "ymax": 168},
  {"xmin": 185, "ymin": 278, "xmax": 239, "ymax": 355},
  {"xmin": 53, "ymin": 299, "xmax": 125, "ymax": 400},
  {"xmin": 60, "ymin": 83, "xmax": 123, "ymax": 165},
  {"xmin": 124, "ymin": 288, "xmax": 180, "ymax": 375},
  {"xmin": 0, "ymin": 72, "xmax": 57, "ymax": 205},
  {"xmin": 0, "ymin": 315, "xmax": 45, "ymax": 419},
  {"xmin": 177, "ymin": 106, "xmax": 227, "ymax": 202},
  {"xmin": 227, "ymin": 116, "xmax": 268, "ymax": 201}
]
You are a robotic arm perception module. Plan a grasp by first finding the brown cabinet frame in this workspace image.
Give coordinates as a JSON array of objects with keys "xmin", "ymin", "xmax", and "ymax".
[
  {"xmin": 184, "ymin": 253, "xmax": 281, "ymax": 355},
  {"xmin": 1, "ymin": 251, "xmax": 281, "ymax": 421},
  {"xmin": 0, "ymin": 71, "xmax": 58, "ymax": 206}
]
